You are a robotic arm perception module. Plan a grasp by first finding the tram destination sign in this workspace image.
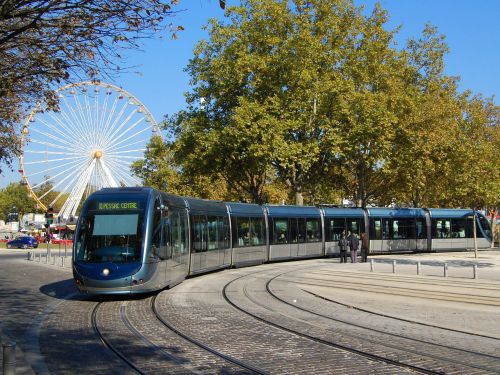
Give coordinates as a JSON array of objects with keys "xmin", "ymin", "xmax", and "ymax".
[{"xmin": 97, "ymin": 202, "xmax": 138, "ymax": 210}]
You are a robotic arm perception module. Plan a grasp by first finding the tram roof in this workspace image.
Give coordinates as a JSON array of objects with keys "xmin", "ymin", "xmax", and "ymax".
[
  {"xmin": 366, "ymin": 207, "xmax": 426, "ymax": 218},
  {"xmin": 159, "ymin": 192, "xmax": 188, "ymax": 208},
  {"xmin": 427, "ymin": 208, "xmax": 474, "ymax": 218},
  {"xmin": 265, "ymin": 205, "xmax": 321, "ymax": 218},
  {"xmin": 226, "ymin": 202, "xmax": 264, "ymax": 216},
  {"xmin": 322, "ymin": 207, "xmax": 365, "ymax": 217},
  {"xmin": 183, "ymin": 197, "xmax": 228, "ymax": 215}
]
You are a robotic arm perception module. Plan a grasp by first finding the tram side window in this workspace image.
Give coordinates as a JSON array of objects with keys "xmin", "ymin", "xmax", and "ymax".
[
  {"xmin": 306, "ymin": 219, "xmax": 320, "ymax": 242},
  {"xmin": 250, "ymin": 218, "xmax": 264, "ymax": 245},
  {"xmin": 274, "ymin": 219, "xmax": 289, "ymax": 244},
  {"xmin": 432, "ymin": 219, "xmax": 451, "ymax": 238},
  {"xmin": 235, "ymin": 217, "xmax": 250, "ymax": 247},
  {"xmin": 391, "ymin": 219, "xmax": 410, "ymax": 239},
  {"xmin": 451, "ymin": 219, "xmax": 466, "ymax": 238},
  {"xmin": 370, "ymin": 218, "xmax": 382, "ymax": 240},
  {"xmin": 466, "ymin": 217, "xmax": 486, "ymax": 238},
  {"xmin": 327, "ymin": 218, "xmax": 345, "ymax": 242},
  {"xmin": 192, "ymin": 215, "xmax": 207, "ymax": 252},
  {"xmin": 234, "ymin": 217, "xmax": 264, "ymax": 247},
  {"xmin": 477, "ymin": 216, "xmax": 490, "ymax": 238},
  {"xmin": 416, "ymin": 219, "xmax": 426, "ymax": 239},
  {"xmin": 347, "ymin": 219, "xmax": 362, "ymax": 237}
]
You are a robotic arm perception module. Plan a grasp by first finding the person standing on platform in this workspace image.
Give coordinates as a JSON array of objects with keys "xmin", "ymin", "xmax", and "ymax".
[
  {"xmin": 360, "ymin": 232, "xmax": 368, "ymax": 262},
  {"xmin": 338, "ymin": 230, "xmax": 348, "ymax": 263},
  {"xmin": 348, "ymin": 231, "xmax": 359, "ymax": 263}
]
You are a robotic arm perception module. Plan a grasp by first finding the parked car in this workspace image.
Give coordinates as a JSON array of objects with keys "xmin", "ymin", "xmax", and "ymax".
[{"xmin": 6, "ymin": 236, "xmax": 38, "ymax": 249}]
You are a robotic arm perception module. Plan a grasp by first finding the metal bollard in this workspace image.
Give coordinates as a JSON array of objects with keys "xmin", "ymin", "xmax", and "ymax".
[
  {"xmin": 27, "ymin": 251, "xmax": 32, "ymax": 261},
  {"xmin": 444, "ymin": 263, "xmax": 448, "ymax": 277},
  {"xmin": 3, "ymin": 341, "xmax": 16, "ymax": 375},
  {"xmin": 370, "ymin": 259, "xmax": 374, "ymax": 272},
  {"xmin": 38, "ymin": 252, "xmax": 41, "ymax": 262},
  {"xmin": 473, "ymin": 264, "xmax": 478, "ymax": 279},
  {"xmin": 62, "ymin": 257, "xmax": 65, "ymax": 267},
  {"xmin": 417, "ymin": 261, "xmax": 421, "ymax": 275},
  {"xmin": 45, "ymin": 254, "xmax": 48, "ymax": 264},
  {"xmin": 392, "ymin": 260, "xmax": 396, "ymax": 273},
  {"xmin": 52, "ymin": 255, "xmax": 56, "ymax": 265}
]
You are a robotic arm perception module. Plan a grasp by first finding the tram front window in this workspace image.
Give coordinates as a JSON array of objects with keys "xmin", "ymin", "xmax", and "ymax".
[{"xmin": 76, "ymin": 213, "xmax": 143, "ymax": 263}]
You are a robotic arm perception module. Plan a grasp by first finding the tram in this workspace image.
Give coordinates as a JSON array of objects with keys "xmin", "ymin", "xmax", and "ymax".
[{"xmin": 72, "ymin": 187, "xmax": 493, "ymax": 294}]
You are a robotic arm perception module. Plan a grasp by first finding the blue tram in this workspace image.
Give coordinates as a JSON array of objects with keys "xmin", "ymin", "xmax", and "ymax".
[{"xmin": 72, "ymin": 187, "xmax": 493, "ymax": 294}]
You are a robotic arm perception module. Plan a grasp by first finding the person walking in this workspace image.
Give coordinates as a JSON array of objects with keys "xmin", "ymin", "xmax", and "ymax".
[
  {"xmin": 338, "ymin": 230, "xmax": 348, "ymax": 263},
  {"xmin": 360, "ymin": 232, "xmax": 369, "ymax": 262},
  {"xmin": 348, "ymin": 231, "xmax": 359, "ymax": 263}
]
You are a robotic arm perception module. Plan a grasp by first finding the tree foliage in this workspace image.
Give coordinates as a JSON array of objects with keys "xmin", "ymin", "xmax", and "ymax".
[
  {"xmin": 0, "ymin": 0, "xmax": 180, "ymax": 174},
  {"xmin": 0, "ymin": 183, "xmax": 36, "ymax": 222},
  {"xmin": 140, "ymin": 0, "xmax": 499, "ymax": 208}
]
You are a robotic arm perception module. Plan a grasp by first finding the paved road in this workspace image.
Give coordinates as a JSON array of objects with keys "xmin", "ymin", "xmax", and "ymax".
[{"xmin": 1, "ymin": 249, "xmax": 499, "ymax": 374}]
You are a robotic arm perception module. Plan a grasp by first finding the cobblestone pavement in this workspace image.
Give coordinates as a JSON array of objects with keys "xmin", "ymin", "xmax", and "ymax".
[{"xmin": 1, "ymin": 249, "xmax": 499, "ymax": 374}]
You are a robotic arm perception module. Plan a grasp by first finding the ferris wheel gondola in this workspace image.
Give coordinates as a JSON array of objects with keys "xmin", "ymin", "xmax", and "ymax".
[{"xmin": 19, "ymin": 81, "xmax": 160, "ymax": 219}]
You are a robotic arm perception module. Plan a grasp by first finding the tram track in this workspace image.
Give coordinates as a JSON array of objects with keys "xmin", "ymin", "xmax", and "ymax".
[
  {"xmin": 91, "ymin": 302, "xmax": 144, "ymax": 375},
  {"xmin": 91, "ymin": 297, "xmax": 263, "ymax": 374},
  {"xmin": 150, "ymin": 294, "xmax": 268, "ymax": 374},
  {"xmin": 225, "ymin": 276, "xmax": 434, "ymax": 374},
  {"xmin": 222, "ymin": 267, "xmax": 500, "ymax": 374},
  {"xmin": 267, "ymin": 273, "xmax": 500, "ymax": 372}
]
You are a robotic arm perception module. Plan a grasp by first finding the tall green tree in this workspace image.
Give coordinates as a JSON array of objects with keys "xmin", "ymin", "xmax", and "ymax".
[
  {"xmin": 0, "ymin": 183, "xmax": 36, "ymax": 222},
  {"xmin": 170, "ymin": 0, "xmax": 390, "ymax": 205}
]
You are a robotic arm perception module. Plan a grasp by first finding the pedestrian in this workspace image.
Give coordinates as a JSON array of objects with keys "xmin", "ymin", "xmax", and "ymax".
[
  {"xmin": 338, "ymin": 230, "xmax": 348, "ymax": 263},
  {"xmin": 348, "ymin": 231, "xmax": 359, "ymax": 263},
  {"xmin": 360, "ymin": 232, "xmax": 368, "ymax": 262}
]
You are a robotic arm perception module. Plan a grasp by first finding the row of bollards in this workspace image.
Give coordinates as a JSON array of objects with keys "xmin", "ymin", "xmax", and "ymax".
[
  {"xmin": 3, "ymin": 341, "xmax": 16, "ymax": 375},
  {"xmin": 27, "ymin": 251, "xmax": 69, "ymax": 268},
  {"xmin": 369, "ymin": 259, "xmax": 479, "ymax": 279}
]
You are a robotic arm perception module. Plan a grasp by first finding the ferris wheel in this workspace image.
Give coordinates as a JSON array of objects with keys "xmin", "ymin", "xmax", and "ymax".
[{"xmin": 19, "ymin": 81, "xmax": 161, "ymax": 219}]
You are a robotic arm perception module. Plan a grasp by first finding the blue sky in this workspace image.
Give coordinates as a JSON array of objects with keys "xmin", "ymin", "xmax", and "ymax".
[{"xmin": 1, "ymin": 0, "xmax": 498, "ymax": 187}]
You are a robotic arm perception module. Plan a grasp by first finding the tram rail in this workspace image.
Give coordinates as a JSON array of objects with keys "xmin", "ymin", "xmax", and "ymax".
[{"xmin": 222, "ymin": 268, "xmax": 500, "ymax": 374}]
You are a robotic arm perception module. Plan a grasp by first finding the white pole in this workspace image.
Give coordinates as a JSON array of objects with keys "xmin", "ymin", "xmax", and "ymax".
[{"xmin": 473, "ymin": 208, "xmax": 478, "ymax": 259}]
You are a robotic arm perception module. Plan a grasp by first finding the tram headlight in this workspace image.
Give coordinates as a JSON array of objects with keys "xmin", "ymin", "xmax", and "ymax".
[{"xmin": 102, "ymin": 268, "xmax": 110, "ymax": 277}]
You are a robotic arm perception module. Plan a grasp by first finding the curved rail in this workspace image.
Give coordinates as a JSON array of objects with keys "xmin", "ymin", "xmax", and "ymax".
[
  {"xmin": 222, "ymin": 268, "xmax": 486, "ymax": 375},
  {"xmin": 151, "ymin": 294, "xmax": 268, "ymax": 375},
  {"xmin": 91, "ymin": 302, "xmax": 144, "ymax": 375}
]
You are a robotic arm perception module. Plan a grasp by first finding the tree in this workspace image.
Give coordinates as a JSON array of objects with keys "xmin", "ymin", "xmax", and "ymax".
[
  {"xmin": 170, "ymin": 0, "xmax": 387, "ymax": 205},
  {"xmin": 0, "ymin": 0, "xmax": 180, "ymax": 174},
  {"xmin": 0, "ymin": 183, "xmax": 36, "ymax": 222}
]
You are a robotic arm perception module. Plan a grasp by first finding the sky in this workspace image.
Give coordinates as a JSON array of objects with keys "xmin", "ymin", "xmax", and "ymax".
[{"xmin": 1, "ymin": 0, "xmax": 499, "ymax": 188}]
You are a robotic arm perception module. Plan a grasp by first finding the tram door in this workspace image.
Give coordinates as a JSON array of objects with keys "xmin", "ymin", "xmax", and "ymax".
[
  {"xmin": 289, "ymin": 218, "xmax": 300, "ymax": 257},
  {"xmin": 415, "ymin": 219, "xmax": 426, "ymax": 251},
  {"xmin": 165, "ymin": 210, "xmax": 189, "ymax": 283},
  {"xmin": 190, "ymin": 215, "xmax": 207, "ymax": 271},
  {"xmin": 151, "ymin": 197, "xmax": 168, "ymax": 288}
]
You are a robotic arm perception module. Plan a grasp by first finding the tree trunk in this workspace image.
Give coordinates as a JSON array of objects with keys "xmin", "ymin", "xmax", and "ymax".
[{"xmin": 295, "ymin": 190, "xmax": 304, "ymax": 206}]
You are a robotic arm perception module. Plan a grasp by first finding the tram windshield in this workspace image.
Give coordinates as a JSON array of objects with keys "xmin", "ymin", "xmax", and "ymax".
[{"xmin": 75, "ymin": 200, "xmax": 145, "ymax": 263}]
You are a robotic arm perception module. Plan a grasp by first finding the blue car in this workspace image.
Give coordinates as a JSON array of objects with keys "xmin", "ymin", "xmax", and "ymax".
[{"xmin": 6, "ymin": 236, "xmax": 38, "ymax": 249}]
